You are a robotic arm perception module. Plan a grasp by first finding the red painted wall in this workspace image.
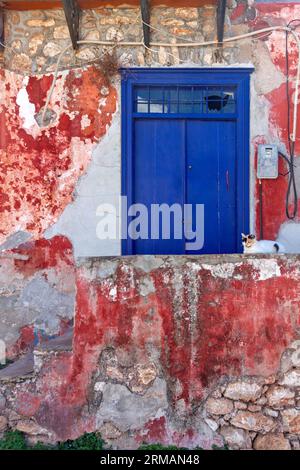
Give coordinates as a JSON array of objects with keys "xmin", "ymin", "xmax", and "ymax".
[
  {"xmin": 0, "ymin": 3, "xmax": 299, "ymax": 244},
  {"xmin": 0, "ymin": 66, "xmax": 117, "ymax": 243},
  {"xmin": 249, "ymin": 3, "xmax": 300, "ymax": 239},
  {"xmin": 3, "ymin": 254, "xmax": 299, "ymax": 447}
]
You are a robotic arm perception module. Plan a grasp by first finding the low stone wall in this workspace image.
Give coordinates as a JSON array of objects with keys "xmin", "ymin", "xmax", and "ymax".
[{"xmin": 1, "ymin": 254, "xmax": 300, "ymax": 449}]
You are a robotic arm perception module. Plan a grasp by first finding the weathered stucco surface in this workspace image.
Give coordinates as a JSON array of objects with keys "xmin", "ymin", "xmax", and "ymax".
[
  {"xmin": 0, "ymin": 66, "xmax": 117, "ymax": 245},
  {"xmin": 0, "ymin": 2, "xmax": 300, "ymax": 255},
  {"xmin": 0, "ymin": 254, "xmax": 300, "ymax": 449},
  {"xmin": 0, "ymin": 1, "xmax": 300, "ymax": 451},
  {"xmin": 0, "ymin": 236, "xmax": 75, "ymax": 357}
]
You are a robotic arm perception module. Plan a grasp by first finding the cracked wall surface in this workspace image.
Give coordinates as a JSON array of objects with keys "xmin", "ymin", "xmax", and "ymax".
[
  {"xmin": 0, "ymin": 1, "xmax": 300, "ymax": 450},
  {"xmin": 0, "ymin": 236, "xmax": 75, "ymax": 358},
  {"xmin": 0, "ymin": 254, "xmax": 300, "ymax": 449},
  {"xmin": 0, "ymin": 2, "xmax": 300, "ymax": 255}
]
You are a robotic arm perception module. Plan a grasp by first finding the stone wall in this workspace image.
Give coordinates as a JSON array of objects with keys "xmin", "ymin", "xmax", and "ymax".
[
  {"xmin": 1, "ymin": 254, "xmax": 300, "ymax": 449},
  {"xmin": 2, "ymin": 5, "xmax": 221, "ymax": 74}
]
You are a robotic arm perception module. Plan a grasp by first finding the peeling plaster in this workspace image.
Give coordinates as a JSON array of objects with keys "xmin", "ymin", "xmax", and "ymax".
[
  {"xmin": 0, "ymin": 66, "xmax": 117, "ymax": 245},
  {"xmin": 46, "ymin": 101, "xmax": 121, "ymax": 258},
  {"xmin": 202, "ymin": 262, "xmax": 241, "ymax": 279},
  {"xmin": 16, "ymin": 84, "xmax": 36, "ymax": 131},
  {"xmin": 249, "ymin": 258, "xmax": 281, "ymax": 280}
]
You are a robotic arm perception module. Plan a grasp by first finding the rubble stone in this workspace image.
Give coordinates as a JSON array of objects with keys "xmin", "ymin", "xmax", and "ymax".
[
  {"xmin": 224, "ymin": 381, "xmax": 263, "ymax": 402},
  {"xmin": 204, "ymin": 417, "xmax": 219, "ymax": 432},
  {"xmin": 281, "ymin": 409, "xmax": 300, "ymax": 434},
  {"xmin": 11, "ymin": 53, "xmax": 31, "ymax": 72},
  {"xmin": 175, "ymin": 8, "xmax": 198, "ymax": 20},
  {"xmin": 263, "ymin": 408, "xmax": 279, "ymax": 418},
  {"xmin": 230, "ymin": 411, "xmax": 276, "ymax": 433},
  {"xmin": 43, "ymin": 42, "xmax": 62, "ymax": 57},
  {"xmin": 26, "ymin": 19, "xmax": 55, "ymax": 28},
  {"xmin": 205, "ymin": 397, "xmax": 233, "ymax": 415},
  {"xmin": 266, "ymin": 386, "xmax": 295, "ymax": 409},
  {"xmin": 28, "ymin": 34, "xmax": 44, "ymax": 56},
  {"xmin": 234, "ymin": 401, "xmax": 248, "ymax": 410},
  {"xmin": 16, "ymin": 420, "xmax": 51, "ymax": 436},
  {"xmin": 0, "ymin": 393, "xmax": 6, "ymax": 410},
  {"xmin": 279, "ymin": 370, "xmax": 300, "ymax": 388},
  {"xmin": 220, "ymin": 425, "xmax": 252, "ymax": 450},
  {"xmin": 98, "ymin": 422, "xmax": 122, "ymax": 440},
  {"xmin": 253, "ymin": 433, "xmax": 291, "ymax": 450},
  {"xmin": 0, "ymin": 416, "xmax": 8, "ymax": 432},
  {"xmin": 53, "ymin": 26, "xmax": 70, "ymax": 39},
  {"xmin": 128, "ymin": 363, "xmax": 157, "ymax": 394}
]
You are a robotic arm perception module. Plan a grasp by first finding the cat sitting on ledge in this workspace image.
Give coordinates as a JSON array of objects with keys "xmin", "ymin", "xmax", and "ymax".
[{"xmin": 242, "ymin": 233, "xmax": 286, "ymax": 254}]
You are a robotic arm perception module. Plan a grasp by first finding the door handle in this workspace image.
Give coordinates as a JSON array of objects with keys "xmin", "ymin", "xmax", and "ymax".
[{"xmin": 226, "ymin": 170, "xmax": 230, "ymax": 191}]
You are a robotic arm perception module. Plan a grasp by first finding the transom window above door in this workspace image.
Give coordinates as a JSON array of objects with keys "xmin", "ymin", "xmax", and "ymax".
[{"xmin": 134, "ymin": 85, "xmax": 236, "ymax": 114}]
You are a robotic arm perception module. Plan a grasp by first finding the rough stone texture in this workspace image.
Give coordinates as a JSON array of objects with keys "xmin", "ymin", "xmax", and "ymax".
[
  {"xmin": 281, "ymin": 409, "xmax": 300, "ymax": 434},
  {"xmin": 0, "ymin": 2, "xmax": 300, "ymax": 256},
  {"xmin": 253, "ymin": 433, "xmax": 291, "ymax": 450},
  {"xmin": 266, "ymin": 386, "xmax": 295, "ymax": 409},
  {"xmin": 16, "ymin": 419, "xmax": 52, "ymax": 437},
  {"xmin": 0, "ymin": 393, "xmax": 6, "ymax": 410},
  {"xmin": 279, "ymin": 370, "xmax": 300, "ymax": 388},
  {"xmin": 0, "ymin": 256, "xmax": 299, "ymax": 448},
  {"xmin": 0, "ymin": 236, "xmax": 75, "ymax": 355},
  {"xmin": 0, "ymin": 1, "xmax": 300, "ymax": 451},
  {"xmin": 205, "ymin": 398, "xmax": 234, "ymax": 416},
  {"xmin": 0, "ymin": 415, "xmax": 8, "ymax": 432},
  {"xmin": 95, "ymin": 378, "xmax": 168, "ymax": 432},
  {"xmin": 224, "ymin": 381, "xmax": 263, "ymax": 402},
  {"xmin": 127, "ymin": 363, "xmax": 157, "ymax": 394},
  {"xmin": 98, "ymin": 422, "xmax": 122, "ymax": 440},
  {"xmin": 220, "ymin": 426, "xmax": 252, "ymax": 450},
  {"xmin": 234, "ymin": 401, "xmax": 248, "ymax": 410},
  {"xmin": 230, "ymin": 411, "xmax": 276, "ymax": 433}
]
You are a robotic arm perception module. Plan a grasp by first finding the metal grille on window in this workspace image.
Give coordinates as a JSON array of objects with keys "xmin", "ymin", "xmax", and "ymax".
[{"xmin": 134, "ymin": 85, "xmax": 236, "ymax": 114}]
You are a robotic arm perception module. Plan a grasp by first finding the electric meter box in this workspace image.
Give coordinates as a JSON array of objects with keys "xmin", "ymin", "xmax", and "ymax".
[{"xmin": 257, "ymin": 144, "xmax": 278, "ymax": 179}]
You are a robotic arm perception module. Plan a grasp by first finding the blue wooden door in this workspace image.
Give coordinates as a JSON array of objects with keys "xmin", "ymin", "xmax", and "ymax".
[
  {"xmin": 133, "ymin": 119, "xmax": 185, "ymax": 254},
  {"xmin": 186, "ymin": 120, "xmax": 237, "ymax": 254},
  {"xmin": 122, "ymin": 68, "xmax": 252, "ymax": 255}
]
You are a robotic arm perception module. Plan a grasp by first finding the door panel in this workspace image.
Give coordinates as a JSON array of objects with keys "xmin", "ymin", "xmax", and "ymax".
[
  {"xmin": 186, "ymin": 120, "xmax": 237, "ymax": 254},
  {"xmin": 133, "ymin": 119, "xmax": 185, "ymax": 254}
]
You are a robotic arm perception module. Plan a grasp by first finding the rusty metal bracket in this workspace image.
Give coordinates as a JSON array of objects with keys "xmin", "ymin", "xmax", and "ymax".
[
  {"xmin": 62, "ymin": 0, "xmax": 80, "ymax": 50},
  {"xmin": 140, "ymin": 0, "xmax": 150, "ymax": 48},
  {"xmin": 216, "ymin": 0, "xmax": 227, "ymax": 46}
]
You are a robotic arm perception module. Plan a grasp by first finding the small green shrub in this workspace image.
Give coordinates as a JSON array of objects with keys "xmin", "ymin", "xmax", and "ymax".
[
  {"xmin": 212, "ymin": 444, "xmax": 229, "ymax": 450},
  {"xmin": 0, "ymin": 430, "xmax": 226, "ymax": 451},
  {"xmin": 56, "ymin": 432, "xmax": 105, "ymax": 450},
  {"xmin": 138, "ymin": 443, "xmax": 184, "ymax": 450},
  {"xmin": 0, "ymin": 430, "xmax": 28, "ymax": 450},
  {"xmin": 0, "ymin": 431, "xmax": 104, "ymax": 451}
]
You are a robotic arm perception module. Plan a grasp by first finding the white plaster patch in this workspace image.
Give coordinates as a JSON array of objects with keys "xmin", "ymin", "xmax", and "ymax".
[
  {"xmin": 202, "ymin": 262, "xmax": 241, "ymax": 279},
  {"xmin": 81, "ymin": 114, "xmax": 91, "ymax": 130},
  {"xmin": 139, "ymin": 277, "xmax": 155, "ymax": 297},
  {"xmin": 16, "ymin": 82, "xmax": 36, "ymax": 131},
  {"xmin": 109, "ymin": 286, "xmax": 117, "ymax": 300},
  {"xmin": 249, "ymin": 259, "xmax": 281, "ymax": 281},
  {"xmin": 45, "ymin": 106, "xmax": 120, "ymax": 258}
]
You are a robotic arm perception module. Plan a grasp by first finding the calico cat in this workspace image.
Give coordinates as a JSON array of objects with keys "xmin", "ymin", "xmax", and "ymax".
[{"xmin": 241, "ymin": 233, "xmax": 286, "ymax": 254}]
